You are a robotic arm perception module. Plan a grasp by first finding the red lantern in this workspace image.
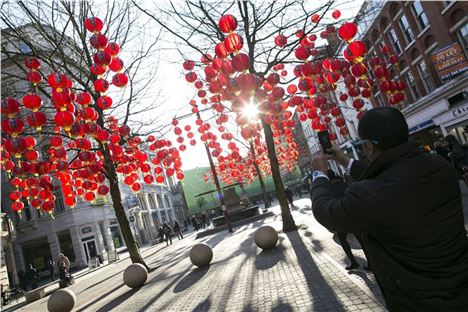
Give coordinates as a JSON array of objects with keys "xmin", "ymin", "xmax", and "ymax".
[
  {"xmin": 352, "ymin": 98, "xmax": 365, "ymax": 110},
  {"xmin": 349, "ymin": 41, "xmax": 367, "ymax": 57},
  {"xmin": 84, "ymin": 191, "xmax": 96, "ymax": 201},
  {"xmin": 109, "ymin": 57, "xmax": 124, "ymax": 72},
  {"xmin": 332, "ymin": 9, "xmax": 341, "ymax": 19},
  {"xmin": 26, "ymin": 71, "xmax": 42, "ymax": 85},
  {"xmin": 295, "ymin": 46, "xmax": 310, "ymax": 60},
  {"xmin": 54, "ymin": 111, "xmax": 75, "ymax": 130},
  {"xmin": 90, "ymin": 64, "xmax": 106, "ymax": 76},
  {"xmin": 112, "ymin": 73, "xmax": 129, "ymax": 88},
  {"xmin": 338, "ymin": 22, "xmax": 358, "ymax": 42},
  {"xmin": 47, "ymin": 73, "xmax": 67, "ymax": 90},
  {"xmin": 311, "ymin": 14, "xmax": 320, "ymax": 23},
  {"xmin": 84, "ymin": 17, "xmax": 104, "ymax": 33},
  {"xmin": 275, "ymin": 34, "xmax": 288, "ymax": 47},
  {"xmin": 24, "ymin": 57, "xmax": 40, "ymax": 70},
  {"xmin": 93, "ymin": 51, "xmax": 112, "ymax": 65},
  {"xmin": 104, "ymin": 42, "xmax": 120, "ymax": 57},
  {"xmin": 219, "ymin": 14, "xmax": 238, "ymax": 33},
  {"xmin": 183, "ymin": 60, "xmax": 195, "ymax": 71},
  {"xmin": 11, "ymin": 201, "xmax": 25, "ymax": 212},
  {"xmin": 231, "ymin": 53, "xmax": 250, "ymax": 72},
  {"xmin": 94, "ymin": 79, "xmax": 109, "ymax": 93},
  {"xmin": 185, "ymin": 72, "xmax": 197, "ymax": 83},
  {"xmin": 224, "ymin": 33, "xmax": 243, "ymax": 53},
  {"xmin": 26, "ymin": 112, "xmax": 47, "ymax": 131},
  {"xmin": 215, "ymin": 42, "xmax": 228, "ymax": 59},
  {"xmin": 75, "ymin": 92, "xmax": 92, "ymax": 107},
  {"xmin": 1, "ymin": 118, "xmax": 24, "ymax": 136},
  {"xmin": 97, "ymin": 96, "xmax": 113, "ymax": 109},
  {"xmin": 335, "ymin": 118, "xmax": 346, "ymax": 127},
  {"xmin": 389, "ymin": 55, "xmax": 398, "ymax": 64},
  {"xmin": 1, "ymin": 98, "xmax": 21, "ymax": 117},
  {"xmin": 119, "ymin": 125, "xmax": 131, "ymax": 137},
  {"xmin": 89, "ymin": 33, "xmax": 108, "ymax": 50}
]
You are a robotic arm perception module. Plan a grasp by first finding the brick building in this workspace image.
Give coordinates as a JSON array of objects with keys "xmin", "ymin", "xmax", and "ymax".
[{"xmin": 360, "ymin": 1, "xmax": 468, "ymax": 147}]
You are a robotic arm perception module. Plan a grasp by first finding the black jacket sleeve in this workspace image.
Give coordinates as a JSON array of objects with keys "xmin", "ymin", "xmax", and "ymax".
[
  {"xmin": 349, "ymin": 160, "xmax": 368, "ymax": 180},
  {"xmin": 310, "ymin": 177, "xmax": 379, "ymax": 234}
]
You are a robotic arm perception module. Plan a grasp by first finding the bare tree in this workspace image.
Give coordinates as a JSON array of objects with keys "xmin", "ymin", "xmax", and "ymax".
[
  {"xmin": 133, "ymin": 0, "xmax": 354, "ymax": 232},
  {"xmin": 1, "ymin": 0, "xmax": 163, "ymax": 269}
]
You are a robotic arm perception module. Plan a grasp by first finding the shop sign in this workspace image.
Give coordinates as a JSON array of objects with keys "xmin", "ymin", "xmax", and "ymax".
[
  {"xmin": 409, "ymin": 119, "xmax": 434, "ymax": 135},
  {"xmin": 452, "ymin": 103, "xmax": 468, "ymax": 118},
  {"xmin": 81, "ymin": 226, "xmax": 93, "ymax": 234},
  {"xmin": 431, "ymin": 42, "xmax": 468, "ymax": 80}
]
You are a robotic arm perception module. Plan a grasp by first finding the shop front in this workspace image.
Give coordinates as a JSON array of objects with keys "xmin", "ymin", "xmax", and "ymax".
[{"xmin": 433, "ymin": 99, "xmax": 468, "ymax": 144}]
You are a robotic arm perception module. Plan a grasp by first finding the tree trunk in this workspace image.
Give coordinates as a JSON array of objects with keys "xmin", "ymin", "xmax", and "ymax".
[
  {"xmin": 104, "ymin": 152, "xmax": 149, "ymax": 270},
  {"xmin": 260, "ymin": 115, "xmax": 297, "ymax": 232},
  {"xmin": 250, "ymin": 142, "xmax": 271, "ymax": 208}
]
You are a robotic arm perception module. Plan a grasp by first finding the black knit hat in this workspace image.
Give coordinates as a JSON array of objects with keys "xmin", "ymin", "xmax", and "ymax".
[{"xmin": 358, "ymin": 107, "xmax": 409, "ymax": 151}]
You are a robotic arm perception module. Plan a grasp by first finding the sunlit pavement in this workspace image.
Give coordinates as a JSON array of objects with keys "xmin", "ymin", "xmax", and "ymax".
[{"xmin": 10, "ymin": 195, "xmax": 395, "ymax": 312}]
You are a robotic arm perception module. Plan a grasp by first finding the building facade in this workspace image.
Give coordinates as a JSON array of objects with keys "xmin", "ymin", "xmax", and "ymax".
[
  {"xmin": 1, "ymin": 24, "xmax": 181, "ymax": 280},
  {"xmin": 359, "ymin": 1, "xmax": 468, "ymax": 147}
]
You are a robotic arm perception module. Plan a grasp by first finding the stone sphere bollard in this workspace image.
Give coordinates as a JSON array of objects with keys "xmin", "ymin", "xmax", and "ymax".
[
  {"xmin": 254, "ymin": 226, "xmax": 278, "ymax": 250},
  {"xmin": 190, "ymin": 243, "xmax": 213, "ymax": 267},
  {"xmin": 47, "ymin": 289, "xmax": 76, "ymax": 312},
  {"xmin": 123, "ymin": 263, "xmax": 148, "ymax": 288}
]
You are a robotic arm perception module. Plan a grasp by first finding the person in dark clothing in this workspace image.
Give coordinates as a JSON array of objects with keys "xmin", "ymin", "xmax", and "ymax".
[
  {"xmin": 173, "ymin": 220, "xmax": 183, "ymax": 240},
  {"xmin": 191, "ymin": 216, "xmax": 199, "ymax": 231},
  {"xmin": 158, "ymin": 226, "xmax": 165, "ymax": 243},
  {"xmin": 47, "ymin": 259, "xmax": 55, "ymax": 281},
  {"xmin": 446, "ymin": 134, "xmax": 468, "ymax": 178},
  {"xmin": 162, "ymin": 222, "xmax": 172, "ymax": 246},
  {"xmin": 310, "ymin": 107, "xmax": 468, "ymax": 311},
  {"xmin": 284, "ymin": 187, "xmax": 294, "ymax": 208},
  {"xmin": 434, "ymin": 139, "xmax": 450, "ymax": 162},
  {"xmin": 17, "ymin": 270, "xmax": 26, "ymax": 291},
  {"xmin": 326, "ymin": 170, "xmax": 361, "ymax": 271},
  {"xmin": 24, "ymin": 264, "xmax": 38, "ymax": 290},
  {"xmin": 201, "ymin": 213, "xmax": 208, "ymax": 228}
]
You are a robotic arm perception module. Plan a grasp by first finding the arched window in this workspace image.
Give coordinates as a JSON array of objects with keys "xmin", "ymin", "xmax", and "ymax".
[
  {"xmin": 379, "ymin": 17, "xmax": 389, "ymax": 32},
  {"xmin": 423, "ymin": 34, "xmax": 436, "ymax": 51},
  {"xmin": 410, "ymin": 48, "xmax": 420, "ymax": 61},
  {"xmin": 164, "ymin": 194, "xmax": 171, "ymax": 208},
  {"xmin": 148, "ymin": 195, "xmax": 157, "ymax": 210},
  {"xmin": 389, "ymin": 2, "xmax": 400, "ymax": 17},
  {"xmin": 157, "ymin": 194, "xmax": 163, "ymax": 208}
]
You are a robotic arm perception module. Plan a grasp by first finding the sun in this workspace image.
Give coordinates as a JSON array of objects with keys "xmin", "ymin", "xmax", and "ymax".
[{"xmin": 241, "ymin": 100, "xmax": 259, "ymax": 121}]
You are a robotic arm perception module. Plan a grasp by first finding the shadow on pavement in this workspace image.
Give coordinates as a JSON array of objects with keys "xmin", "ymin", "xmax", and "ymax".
[
  {"xmin": 272, "ymin": 299, "xmax": 293, "ymax": 312},
  {"xmin": 95, "ymin": 287, "xmax": 140, "ymax": 312},
  {"xmin": 254, "ymin": 244, "xmax": 285, "ymax": 270},
  {"xmin": 76, "ymin": 283, "xmax": 125, "ymax": 312},
  {"xmin": 192, "ymin": 295, "xmax": 211, "ymax": 312},
  {"xmin": 286, "ymin": 230, "xmax": 344, "ymax": 311},
  {"xmin": 332, "ymin": 233, "xmax": 363, "ymax": 250},
  {"xmin": 173, "ymin": 265, "xmax": 210, "ymax": 293}
]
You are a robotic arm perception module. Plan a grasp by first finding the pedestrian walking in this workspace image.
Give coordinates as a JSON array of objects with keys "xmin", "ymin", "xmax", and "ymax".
[
  {"xmin": 158, "ymin": 226, "xmax": 165, "ymax": 243},
  {"xmin": 284, "ymin": 186, "xmax": 294, "ymax": 208},
  {"xmin": 163, "ymin": 222, "xmax": 172, "ymax": 246},
  {"xmin": 56, "ymin": 253, "xmax": 70, "ymax": 271},
  {"xmin": 201, "ymin": 212, "xmax": 208, "ymax": 228},
  {"xmin": 173, "ymin": 220, "xmax": 183, "ymax": 240},
  {"xmin": 47, "ymin": 259, "xmax": 55, "ymax": 281},
  {"xmin": 310, "ymin": 107, "xmax": 468, "ymax": 311},
  {"xmin": 24, "ymin": 264, "xmax": 39, "ymax": 290},
  {"xmin": 191, "ymin": 216, "xmax": 199, "ymax": 231}
]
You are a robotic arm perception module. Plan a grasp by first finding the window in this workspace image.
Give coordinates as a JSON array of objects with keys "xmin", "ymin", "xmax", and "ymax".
[
  {"xmin": 19, "ymin": 41, "xmax": 32, "ymax": 54},
  {"xmin": 403, "ymin": 70, "xmax": 420, "ymax": 101},
  {"xmin": 458, "ymin": 24, "xmax": 468, "ymax": 50},
  {"xmin": 411, "ymin": 1, "xmax": 429, "ymax": 31},
  {"xmin": 54, "ymin": 186, "xmax": 66, "ymax": 213},
  {"xmin": 388, "ymin": 29, "xmax": 402, "ymax": 54},
  {"xmin": 416, "ymin": 61, "xmax": 435, "ymax": 92},
  {"xmin": 443, "ymin": 1, "xmax": 455, "ymax": 7},
  {"xmin": 398, "ymin": 15, "xmax": 414, "ymax": 45}
]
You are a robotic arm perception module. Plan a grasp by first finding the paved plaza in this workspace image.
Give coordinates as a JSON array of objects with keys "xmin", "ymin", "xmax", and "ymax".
[
  {"xmin": 6, "ymin": 186, "xmax": 468, "ymax": 312},
  {"xmin": 7, "ymin": 196, "xmax": 391, "ymax": 312}
]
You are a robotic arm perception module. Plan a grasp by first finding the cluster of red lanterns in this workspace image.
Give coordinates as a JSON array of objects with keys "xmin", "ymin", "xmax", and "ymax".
[
  {"xmin": 1, "ymin": 17, "xmax": 181, "ymax": 217},
  {"xmin": 177, "ymin": 14, "xmax": 302, "ymax": 186}
]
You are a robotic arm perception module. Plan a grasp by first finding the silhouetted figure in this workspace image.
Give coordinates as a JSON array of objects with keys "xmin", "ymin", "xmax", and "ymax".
[
  {"xmin": 47, "ymin": 259, "xmax": 55, "ymax": 281},
  {"xmin": 58, "ymin": 262, "xmax": 74, "ymax": 288},
  {"xmin": 163, "ymin": 222, "xmax": 172, "ymax": 246},
  {"xmin": 173, "ymin": 220, "xmax": 183, "ymax": 240},
  {"xmin": 284, "ymin": 187, "xmax": 294, "ymax": 208},
  {"xmin": 158, "ymin": 226, "xmax": 165, "ymax": 243},
  {"xmin": 25, "ymin": 264, "xmax": 38, "ymax": 290},
  {"xmin": 191, "ymin": 216, "xmax": 199, "ymax": 231}
]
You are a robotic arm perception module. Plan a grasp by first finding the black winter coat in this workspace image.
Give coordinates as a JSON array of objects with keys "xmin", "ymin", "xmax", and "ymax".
[{"xmin": 310, "ymin": 142, "xmax": 468, "ymax": 311}]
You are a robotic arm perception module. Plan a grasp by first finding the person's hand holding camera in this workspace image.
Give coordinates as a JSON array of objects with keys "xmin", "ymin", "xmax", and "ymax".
[{"xmin": 328, "ymin": 146, "xmax": 351, "ymax": 167}]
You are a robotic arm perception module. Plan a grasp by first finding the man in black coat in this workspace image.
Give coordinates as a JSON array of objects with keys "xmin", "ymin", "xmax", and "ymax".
[{"xmin": 310, "ymin": 107, "xmax": 468, "ymax": 311}]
